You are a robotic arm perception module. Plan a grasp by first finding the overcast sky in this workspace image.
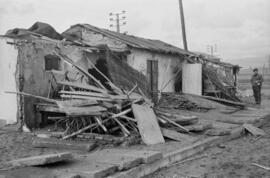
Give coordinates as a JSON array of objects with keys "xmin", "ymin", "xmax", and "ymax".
[{"xmin": 0, "ymin": 0, "xmax": 269, "ymax": 67}]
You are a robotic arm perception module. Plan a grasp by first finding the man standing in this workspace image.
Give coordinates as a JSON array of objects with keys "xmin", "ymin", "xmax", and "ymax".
[{"xmin": 250, "ymin": 68, "xmax": 264, "ymax": 105}]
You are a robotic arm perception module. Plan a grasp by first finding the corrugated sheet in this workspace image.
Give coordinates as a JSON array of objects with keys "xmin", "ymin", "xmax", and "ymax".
[{"xmin": 69, "ymin": 24, "xmax": 192, "ymax": 56}]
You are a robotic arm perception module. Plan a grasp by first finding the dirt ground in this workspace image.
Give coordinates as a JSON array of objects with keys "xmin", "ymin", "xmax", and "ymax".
[
  {"xmin": 145, "ymin": 99, "xmax": 270, "ymax": 178},
  {"xmin": 0, "ymin": 97, "xmax": 269, "ymax": 178},
  {"xmin": 0, "ymin": 128, "xmax": 59, "ymax": 170}
]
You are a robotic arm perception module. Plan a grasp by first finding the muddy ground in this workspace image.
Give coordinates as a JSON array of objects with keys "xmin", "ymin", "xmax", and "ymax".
[{"xmin": 145, "ymin": 99, "xmax": 270, "ymax": 178}]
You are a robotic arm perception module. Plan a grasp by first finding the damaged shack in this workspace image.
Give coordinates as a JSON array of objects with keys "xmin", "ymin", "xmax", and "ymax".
[
  {"xmin": 0, "ymin": 22, "xmax": 240, "ymax": 134},
  {"xmin": 0, "ymin": 22, "xmax": 149, "ymax": 129}
]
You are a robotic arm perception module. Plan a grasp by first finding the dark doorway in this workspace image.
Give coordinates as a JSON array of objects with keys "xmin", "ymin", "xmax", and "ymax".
[
  {"xmin": 88, "ymin": 58, "xmax": 112, "ymax": 90},
  {"xmin": 147, "ymin": 60, "xmax": 158, "ymax": 103}
]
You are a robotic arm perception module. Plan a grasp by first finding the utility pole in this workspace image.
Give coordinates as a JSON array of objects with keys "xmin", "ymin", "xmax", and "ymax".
[
  {"xmin": 109, "ymin": 11, "xmax": 126, "ymax": 33},
  {"xmin": 178, "ymin": 0, "xmax": 188, "ymax": 51},
  {"xmin": 268, "ymin": 55, "xmax": 270, "ymax": 72},
  {"xmin": 207, "ymin": 44, "xmax": 217, "ymax": 56}
]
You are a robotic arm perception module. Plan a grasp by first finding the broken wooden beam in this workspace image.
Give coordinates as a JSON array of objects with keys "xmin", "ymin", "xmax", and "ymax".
[
  {"xmin": 59, "ymin": 90, "xmax": 109, "ymax": 98},
  {"xmin": 161, "ymin": 128, "xmax": 195, "ymax": 142},
  {"xmin": 60, "ymin": 94, "xmax": 113, "ymax": 101},
  {"xmin": 36, "ymin": 105, "xmax": 105, "ymax": 116},
  {"xmin": 58, "ymin": 81, "xmax": 108, "ymax": 94},
  {"xmin": 56, "ymin": 99, "xmax": 98, "ymax": 107},
  {"xmin": 158, "ymin": 115, "xmax": 189, "ymax": 133},
  {"xmin": 32, "ymin": 138, "xmax": 97, "ymax": 151},
  {"xmin": 77, "ymin": 133, "xmax": 125, "ymax": 143},
  {"xmin": 5, "ymin": 91, "xmax": 57, "ymax": 103},
  {"xmin": 243, "ymin": 123, "xmax": 266, "ymax": 136}
]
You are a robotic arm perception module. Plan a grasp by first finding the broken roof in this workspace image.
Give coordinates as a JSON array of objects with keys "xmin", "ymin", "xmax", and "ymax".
[
  {"xmin": 5, "ymin": 22, "xmax": 63, "ymax": 40},
  {"xmin": 63, "ymin": 24, "xmax": 193, "ymax": 56}
]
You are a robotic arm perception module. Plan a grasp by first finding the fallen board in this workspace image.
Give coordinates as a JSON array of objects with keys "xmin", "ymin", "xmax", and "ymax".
[
  {"xmin": 56, "ymin": 99, "xmax": 98, "ymax": 107},
  {"xmin": 32, "ymin": 138, "xmax": 97, "ymax": 151},
  {"xmin": 132, "ymin": 103, "xmax": 165, "ymax": 145},
  {"xmin": 243, "ymin": 123, "xmax": 266, "ymax": 136},
  {"xmin": 10, "ymin": 152, "xmax": 73, "ymax": 167},
  {"xmin": 36, "ymin": 104, "xmax": 106, "ymax": 116},
  {"xmin": 58, "ymin": 81, "xmax": 108, "ymax": 94},
  {"xmin": 161, "ymin": 128, "xmax": 195, "ymax": 142}
]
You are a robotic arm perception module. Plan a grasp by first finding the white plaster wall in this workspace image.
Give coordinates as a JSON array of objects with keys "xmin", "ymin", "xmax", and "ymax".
[
  {"xmin": 81, "ymin": 29, "xmax": 127, "ymax": 52},
  {"xmin": 127, "ymin": 48, "xmax": 182, "ymax": 92},
  {"xmin": 0, "ymin": 38, "xmax": 18, "ymax": 124},
  {"xmin": 182, "ymin": 63, "xmax": 202, "ymax": 95}
]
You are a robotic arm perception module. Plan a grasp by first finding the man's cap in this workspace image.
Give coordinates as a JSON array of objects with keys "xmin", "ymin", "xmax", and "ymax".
[{"xmin": 253, "ymin": 68, "xmax": 258, "ymax": 72}]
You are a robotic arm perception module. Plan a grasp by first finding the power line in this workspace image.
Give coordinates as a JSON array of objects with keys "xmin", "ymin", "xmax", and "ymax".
[{"xmin": 109, "ymin": 10, "xmax": 127, "ymax": 33}]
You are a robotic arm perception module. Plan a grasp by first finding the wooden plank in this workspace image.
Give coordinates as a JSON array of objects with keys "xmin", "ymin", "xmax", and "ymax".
[
  {"xmin": 158, "ymin": 115, "xmax": 189, "ymax": 133},
  {"xmin": 5, "ymin": 91, "xmax": 57, "ymax": 103},
  {"xmin": 64, "ymin": 106, "xmax": 106, "ymax": 116},
  {"xmin": 156, "ymin": 111, "xmax": 199, "ymax": 125},
  {"xmin": 205, "ymin": 128, "xmax": 231, "ymax": 136},
  {"xmin": 59, "ymin": 90, "xmax": 109, "ymax": 98},
  {"xmin": 243, "ymin": 123, "xmax": 266, "ymax": 136},
  {"xmin": 95, "ymin": 116, "xmax": 108, "ymax": 132},
  {"xmin": 132, "ymin": 103, "xmax": 165, "ymax": 145},
  {"xmin": 60, "ymin": 94, "xmax": 113, "ymax": 101},
  {"xmin": 161, "ymin": 128, "xmax": 194, "ymax": 142},
  {"xmin": 10, "ymin": 152, "xmax": 73, "ymax": 167},
  {"xmin": 58, "ymin": 81, "xmax": 108, "ymax": 94},
  {"xmin": 252, "ymin": 163, "xmax": 270, "ymax": 170},
  {"xmin": 32, "ymin": 138, "xmax": 97, "ymax": 151},
  {"xmin": 78, "ymin": 133, "xmax": 125, "ymax": 143},
  {"xmin": 57, "ymin": 99, "xmax": 98, "ymax": 107},
  {"xmin": 36, "ymin": 105, "xmax": 105, "ymax": 116},
  {"xmin": 60, "ymin": 91, "xmax": 141, "ymax": 100}
]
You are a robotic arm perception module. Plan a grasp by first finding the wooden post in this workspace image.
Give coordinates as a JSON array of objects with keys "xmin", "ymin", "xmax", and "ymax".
[{"xmin": 178, "ymin": 0, "xmax": 188, "ymax": 51}]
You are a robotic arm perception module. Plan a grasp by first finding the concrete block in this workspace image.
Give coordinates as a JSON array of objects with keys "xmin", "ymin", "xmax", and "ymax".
[
  {"xmin": 101, "ymin": 149, "xmax": 163, "ymax": 164},
  {"xmin": 69, "ymin": 161, "xmax": 118, "ymax": 178},
  {"xmin": 87, "ymin": 151, "xmax": 143, "ymax": 171},
  {"xmin": 10, "ymin": 152, "xmax": 73, "ymax": 167}
]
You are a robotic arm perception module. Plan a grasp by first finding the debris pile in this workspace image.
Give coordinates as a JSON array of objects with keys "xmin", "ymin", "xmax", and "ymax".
[
  {"xmin": 35, "ymin": 54, "xmax": 151, "ymax": 145},
  {"xmin": 203, "ymin": 65, "xmax": 239, "ymax": 101},
  {"xmin": 7, "ymin": 52, "xmax": 211, "ymax": 146},
  {"xmin": 157, "ymin": 92, "xmax": 216, "ymax": 112}
]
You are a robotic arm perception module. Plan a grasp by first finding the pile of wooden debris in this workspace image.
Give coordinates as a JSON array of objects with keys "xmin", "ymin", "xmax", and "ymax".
[{"xmin": 6, "ymin": 52, "xmax": 247, "ymax": 147}]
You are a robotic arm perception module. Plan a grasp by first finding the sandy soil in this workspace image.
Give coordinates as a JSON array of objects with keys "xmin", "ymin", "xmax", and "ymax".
[{"xmin": 145, "ymin": 117, "xmax": 270, "ymax": 178}]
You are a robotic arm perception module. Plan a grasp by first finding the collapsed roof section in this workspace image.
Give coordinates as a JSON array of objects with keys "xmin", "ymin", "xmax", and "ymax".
[
  {"xmin": 5, "ymin": 22, "xmax": 63, "ymax": 40},
  {"xmin": 62, "ymin": 24, "xmax": 194, "ymax": 57}
]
